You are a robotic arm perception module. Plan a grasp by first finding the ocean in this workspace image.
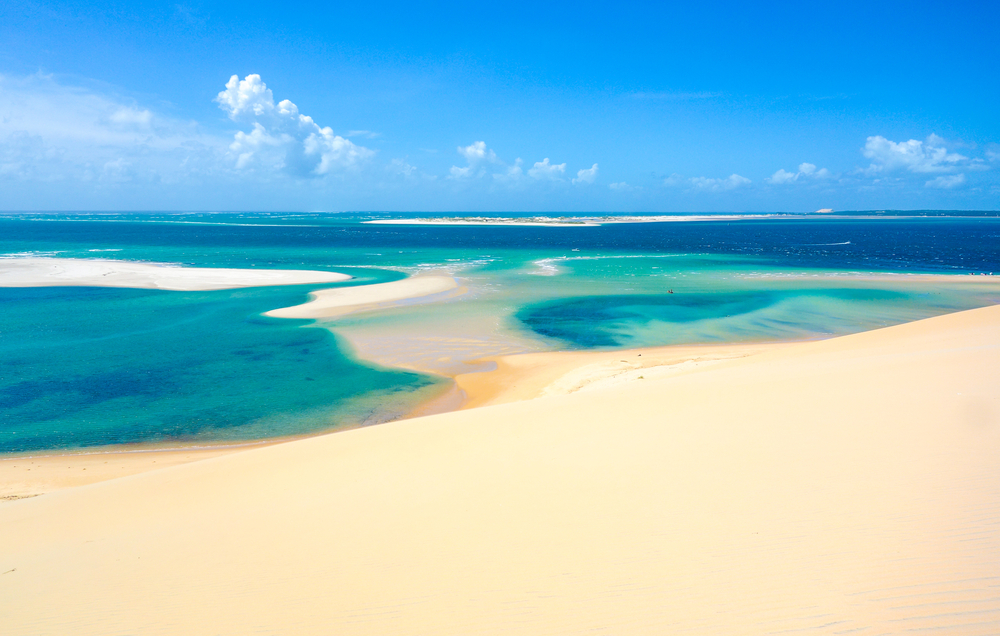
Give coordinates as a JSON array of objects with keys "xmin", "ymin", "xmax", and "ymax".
[{"xmin": 2, "ymin": 212, "xmax": 999, "ymax": 453}]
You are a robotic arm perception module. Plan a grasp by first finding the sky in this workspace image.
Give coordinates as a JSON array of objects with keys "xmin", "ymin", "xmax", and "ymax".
[{"xmin": 1, "ymin": 0, "xmax": 998, "ymax": 212}]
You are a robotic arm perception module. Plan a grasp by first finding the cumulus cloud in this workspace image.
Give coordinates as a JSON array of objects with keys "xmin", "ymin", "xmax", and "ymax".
[
  {"xmin": 689, "ymin": 174, "xmax": 751, "ymax": 191},
  {"xmin": 766, "ymin": 162, "xmax": 831, "ymax": 184},
  {"xmin": 216, "ymin": 74, "xmax": 373, "ymax": 177},
  {"xmin": 449, "ymin": 142, "xmax": 581, "ymax": 187},
  {"xmin": 457, "ymin": 140, "xmax": 498, "ymax": 164},
  {"xmin": 925, "ymin": 174, "xmax": 966, "ymax": 189},
  {"xmin": 527, "ymin": 157, "xmax": 566, "ymax": 180},
  {"xmin": 449, "ymin": 140, "xmax": 499, "ymax": 179},
  {"xmin": 572, "ymin": 163, "xmax": 599, "ymax": 185},
  {"xmin": 862, "ymin": 134, "xmax": 967, "ymax": 174}
]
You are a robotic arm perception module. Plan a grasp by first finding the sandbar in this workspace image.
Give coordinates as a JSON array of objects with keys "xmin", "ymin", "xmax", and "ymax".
[
  {"xmin": 265, "ymin": 275, "xmax": 461, "ymax": 319},
  {"xmin": 2, "ymin": 304, "xmax": 998, "ymax": 634},
  {"xmin": 0, "ymin": 257, "xmax": 350, "ymax": 290}
]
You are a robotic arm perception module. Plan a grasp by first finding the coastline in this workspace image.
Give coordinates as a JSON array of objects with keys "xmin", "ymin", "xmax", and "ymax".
[{"xmin": 3, "ymin": 303, "xmax": 998, "ymax": 633}]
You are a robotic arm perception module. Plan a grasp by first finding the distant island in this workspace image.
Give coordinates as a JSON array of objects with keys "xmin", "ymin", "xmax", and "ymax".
[
  {"xmin": 363, "ymin": 210, "xmax": 1000, "ymax": 227},
  {"xmin": 364, "ymin": 214, "xmax": 789, "ymax": 226}
]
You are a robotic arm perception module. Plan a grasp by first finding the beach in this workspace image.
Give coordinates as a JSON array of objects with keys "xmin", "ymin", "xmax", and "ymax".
[{"xmin": 2, "ymin": 303, "xmax": 998, "ymax": 634}]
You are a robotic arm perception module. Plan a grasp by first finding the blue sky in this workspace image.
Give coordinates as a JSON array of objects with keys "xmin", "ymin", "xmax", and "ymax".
[{"xmin": 1, "ymin": 0, "xmax": 997, "ymax": 212}]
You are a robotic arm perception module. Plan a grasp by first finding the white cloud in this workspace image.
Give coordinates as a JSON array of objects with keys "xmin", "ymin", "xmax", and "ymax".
[
  {"xmin": 216, "ymin": 74, "xmax": 373, "ymax": 177},
  {"xmin": 572, "ymin": 163, "xmax": 599, "ymax": 185},
  {"xmin": 662, "ymin": 173, "xmax": 684, "ymax": 186},
  {"xmin": 766, "ymin": 162, "xmax": 831, "ymax": 184},
  {"xmin": 0, "ymin": 72, "xmax": 223, "ymax": 186},
  {"xmin": 493, "ymin": 159, "xmax": 525, "ymax": 183},
  {"xmin": 388, "ymin": 158, "xmax": 417, "ymax": 177},
  {"xmin": 609, "ymin": 181, "xmax": 635, "ymax": 191},
  {"xmin": 449, "ymin": 140, "xmax": 499, "ymax": 179},
  {"xmin": 527, "ymin": 157, "xmax": 566, "ymax": 180},
  {"xmin": 925, "ymin": 173, "xmax": 966, "ymax": 189},
  {"xmin": 449, "ymin": 141, "xmax": 574, "ymax": 187},
  {"xmin": 862, "ymin": 134, "xmax": 967, "ymax": 174},
  {"xmin": 457, "ymin": 140, "xmax": 498, "ymax": 164},
  {"xmin": 767, "ymin": 168, "xmax": 798, "ymax": 185},
  {"xmin": 689, "ymin": 174, "xmax": 751, "ymax": 191},
  {"xmin": 109, "ymin": 107, "xmax": 153, "ymax": 127},
  {"xmin": 449, "ymin": 165, "xmax": 475, "ymax": 179}
]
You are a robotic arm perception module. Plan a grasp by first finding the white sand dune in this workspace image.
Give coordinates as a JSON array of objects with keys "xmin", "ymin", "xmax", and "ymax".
[
  {"xmin": 265, "ymin": 275, "xmax": 460, "ymax": 319},
  {"xmin": 2, "ymin": 305, "xmax": 999, "ymax": 634},
  {"xmin": 0, "ymin": 257, "xmax": 350, "ymax": 290}
]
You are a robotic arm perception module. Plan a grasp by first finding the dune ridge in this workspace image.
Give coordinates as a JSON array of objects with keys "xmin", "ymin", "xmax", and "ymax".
[{"xmin": 2, "ymin": 305, "xmax": 999, "ymax": 634}]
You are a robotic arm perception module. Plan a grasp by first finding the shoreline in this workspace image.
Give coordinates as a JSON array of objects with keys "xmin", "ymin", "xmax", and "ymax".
[
  {"xmin": 0, "ymin": 333, "xmax": 856, "ymax": 501},
  {"xmin": 4, "ymin": 266, "xmax": 999, "ymax": 500},
  {"xmin": 3, "ymin": 302, "xmax": 998, "ymax": 633},
  {"xmin": 0, "ymin": 338, "xmax": 796, "ymax": 499}
]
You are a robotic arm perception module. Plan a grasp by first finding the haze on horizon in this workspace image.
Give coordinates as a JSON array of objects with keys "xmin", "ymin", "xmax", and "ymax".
[{"xmin": 1, "ymin": 0, "xmax": 997, "ymax": 213}]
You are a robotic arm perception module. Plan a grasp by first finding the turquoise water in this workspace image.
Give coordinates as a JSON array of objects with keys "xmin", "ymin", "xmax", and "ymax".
[
  {"xmin": 2, "ymin": 213, "xmax": 999, "ymax": 453},
  {"xmin": 0, "ymin": 284, "xmax": 440, "ymax": 452}
]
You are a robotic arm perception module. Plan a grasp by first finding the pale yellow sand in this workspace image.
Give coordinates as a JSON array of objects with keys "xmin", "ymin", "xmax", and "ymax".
[
  {"xmin": 265, "ymin": 275, "xmax": 461, "ymax": 319},
  {"xmin": 2, "ymin": 305, "xmax": 999, "ymax": 634},
  {"xmin": 0, "ymin": 257, "xmax": 350, "ymax": 290},
  {"xmin": 455, "ymin": 342, "xmax": 789, "ymax": 408},
  {"xmin": 0, "ymin": 446, "xmax": 249, "ymax": 501}
]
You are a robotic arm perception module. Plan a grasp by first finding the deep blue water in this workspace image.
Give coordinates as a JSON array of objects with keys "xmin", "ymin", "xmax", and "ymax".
[{"xmin": 2, "ymin": 215, "xmax": 999, "ymax": 273}]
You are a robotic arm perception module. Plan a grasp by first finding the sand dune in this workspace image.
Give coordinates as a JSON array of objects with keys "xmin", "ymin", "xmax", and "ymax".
[
  {"xmin": 2, "ymin": 305, "xmax": 999, "ymax": 634},
  {"xmin": 265, "ymin": 275, "xmax": 461, "ymax": 319},
  {"xmin": 0, "ymin": 257, "xmax": 350, "ymax": 290}
]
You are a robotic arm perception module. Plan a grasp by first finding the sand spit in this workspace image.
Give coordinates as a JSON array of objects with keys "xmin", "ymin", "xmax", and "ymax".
[
  {"xmin": 0, "ymin": 257, "xmax": 350, "ymax": 290},
  {"xmin": 2, "ymin": 305, "xmax": 999, "ymax": 634},
  {"xmin": 265, "ymin": 275, "xmax": 461, "ymax": 319}
]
